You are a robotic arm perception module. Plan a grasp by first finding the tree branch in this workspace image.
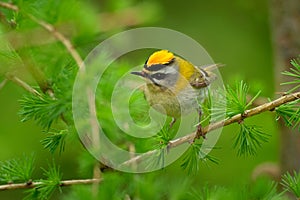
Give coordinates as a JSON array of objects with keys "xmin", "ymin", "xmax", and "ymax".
[
  {"xmin": 0, "ymin": 178, "xmax": 102, "ymax": 191},
  {"xmin": 122, "ymin": 91, "xmax": 300, "ymax": 166}
]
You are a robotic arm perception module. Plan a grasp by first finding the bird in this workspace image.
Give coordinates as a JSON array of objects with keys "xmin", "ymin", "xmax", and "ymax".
[{"xmin": 131, "ymin": 50, "xmax": 218, "ymax": 140}]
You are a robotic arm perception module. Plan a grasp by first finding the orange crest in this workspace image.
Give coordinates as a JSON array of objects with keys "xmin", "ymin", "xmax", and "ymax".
[{"xmin": 147, "ymin": 50, "xmax": 174, "ymax": 65}]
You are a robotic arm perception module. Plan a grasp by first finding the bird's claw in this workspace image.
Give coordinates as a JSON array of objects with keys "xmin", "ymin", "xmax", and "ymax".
[{"xmin": 193, "ymin": 124, "xmax": 205, "ymax": 142}]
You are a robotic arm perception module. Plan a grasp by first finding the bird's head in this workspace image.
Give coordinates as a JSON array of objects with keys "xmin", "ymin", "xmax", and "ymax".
[{"xmin": 131, "ymin": 50, "xmax": 180, "ymax": 88}]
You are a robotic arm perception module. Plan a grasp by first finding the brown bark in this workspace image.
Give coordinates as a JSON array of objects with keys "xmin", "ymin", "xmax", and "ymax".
[
  {"xmin": 0, "ymin": 179, "xmax": 102, "ymax": 191},
  {"xmin": 270, "ymin": 0, "xmax": 300, "ymax": 173}
]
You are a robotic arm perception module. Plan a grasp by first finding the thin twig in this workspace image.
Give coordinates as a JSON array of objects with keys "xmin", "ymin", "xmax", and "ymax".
[
  {"xmin": 122, "ymin": 91, "xmax": 300, "ymax": 166},
  {"xmin": 27, "ymin": 14, "xmax": 84, "ymax": 70},
  {"xmin": 0, "ymin": 78, "xmax": 8, "ymax": 90},
  {"xmin": 0, "ymin": 2, "xmax": 18, "ymax": 11},
  {"xmin": 0, "ymin": 178, "xmax": 102, "ymax": 191},
  {"xmin": 60, "ymin": 178, "xmax": 102, "ymax": 186},
  {"xmin": 6, "ymin": 74, "xmax": 40, "ymax": 96},
  {"xmin": 87, "ymin": 87, "xmax": 102, "ymax": 196}
]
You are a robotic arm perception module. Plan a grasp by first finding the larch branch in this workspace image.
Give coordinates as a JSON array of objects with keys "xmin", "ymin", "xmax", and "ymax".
[
  {"xmin": 0, "ymin": 178, "xmax": 102, "ymax": 191},
  {"xmin": 123, "ymin": 91, "xmax": 300, "ymax": 166},
  {"xmin": 169, "ymin": 91, "xmax": 300, "ymax": 147}
]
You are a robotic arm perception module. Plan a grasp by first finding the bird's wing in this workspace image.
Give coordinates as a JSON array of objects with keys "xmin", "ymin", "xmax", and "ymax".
[
  {"xmin": 189, "ymin": 68, "xmax": 210, "ymax": 88},
  {"xmin": 190, "ymin": 63, "xmax": 224, "ymax": 88}
]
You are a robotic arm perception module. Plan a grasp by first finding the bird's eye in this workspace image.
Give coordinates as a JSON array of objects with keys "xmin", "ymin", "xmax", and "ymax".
[{"xmin": 151, "ymin": 73, "xmax": 166, "ymax": 80}]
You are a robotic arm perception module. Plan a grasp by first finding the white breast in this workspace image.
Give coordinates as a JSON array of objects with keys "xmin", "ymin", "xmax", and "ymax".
[{"xmin": 176, "ymin": 87, "xmax": 208, "ymax": 115}]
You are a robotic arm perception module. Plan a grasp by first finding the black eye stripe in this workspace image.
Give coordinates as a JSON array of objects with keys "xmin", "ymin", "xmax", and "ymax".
[
  {"xmin": 147, "ymin": 75, "xmax": 160, "ymax": 86},
  {"xmin": 151, "ymin": 73, "xmax": 166, "ymax": 80}
]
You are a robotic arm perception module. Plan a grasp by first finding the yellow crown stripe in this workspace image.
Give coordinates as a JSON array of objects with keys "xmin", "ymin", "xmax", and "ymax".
[{"xmin": 147, "ymin": 50, "xmax": 174, "ymax": 66}]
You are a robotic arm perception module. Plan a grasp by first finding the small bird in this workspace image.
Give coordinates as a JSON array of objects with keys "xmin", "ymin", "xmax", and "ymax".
[{"xmin": 131, "ymin": 50, "xmax": 218, "ymax": 139}]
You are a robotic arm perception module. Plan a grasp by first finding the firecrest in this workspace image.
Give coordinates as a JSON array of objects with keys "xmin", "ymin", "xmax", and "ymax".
[{"xmin": 131, "ymin": 50, "xmax": 218, "ymax": 139}]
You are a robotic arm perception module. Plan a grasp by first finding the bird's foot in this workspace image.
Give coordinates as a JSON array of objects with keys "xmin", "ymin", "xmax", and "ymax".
[
  {"xmin": 193, "ymin": 124, "xmax": 206, "ymax": 142},
  {"xmin": 169, "ymin": 118, "xmax": 177, "ymax": 129}
]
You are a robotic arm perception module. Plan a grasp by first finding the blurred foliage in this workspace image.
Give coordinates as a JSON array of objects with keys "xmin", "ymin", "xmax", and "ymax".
[
  {"xmin": 19, "ymin": 94, "xmax": 69, "ymax": 129},
  {"xmin": 0, "ymin": 0, "xmax": 299, "ymax": 199}
]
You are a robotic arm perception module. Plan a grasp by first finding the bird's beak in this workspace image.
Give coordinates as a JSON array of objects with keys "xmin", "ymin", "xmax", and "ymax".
[
  {"xmin": 131, "ymin": 71, "xmax": 145, "ymax": 77},
  {"xmin": 131, "ymin": 70, "xmax": 160, "ymax": 86}
]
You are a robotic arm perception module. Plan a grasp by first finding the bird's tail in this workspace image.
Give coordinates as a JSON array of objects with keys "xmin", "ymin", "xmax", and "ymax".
[
  {"xmin": 202, "ymin": 63, "xmax": 224, "ymax": 83},
  {"xmin": 201, "ymin": 63, "xmax": 225, "ymax": 71}
]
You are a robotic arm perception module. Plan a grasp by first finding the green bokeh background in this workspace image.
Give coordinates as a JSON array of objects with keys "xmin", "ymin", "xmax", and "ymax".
[{"xmin": 0, "ymin": 0, "xmax": 279, "ymax": 199}]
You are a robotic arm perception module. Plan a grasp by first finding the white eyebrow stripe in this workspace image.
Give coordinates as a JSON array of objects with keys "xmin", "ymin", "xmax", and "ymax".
[{"xmin": 156, "ymin": 66, "xmax": 177, "ymax": 74}]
